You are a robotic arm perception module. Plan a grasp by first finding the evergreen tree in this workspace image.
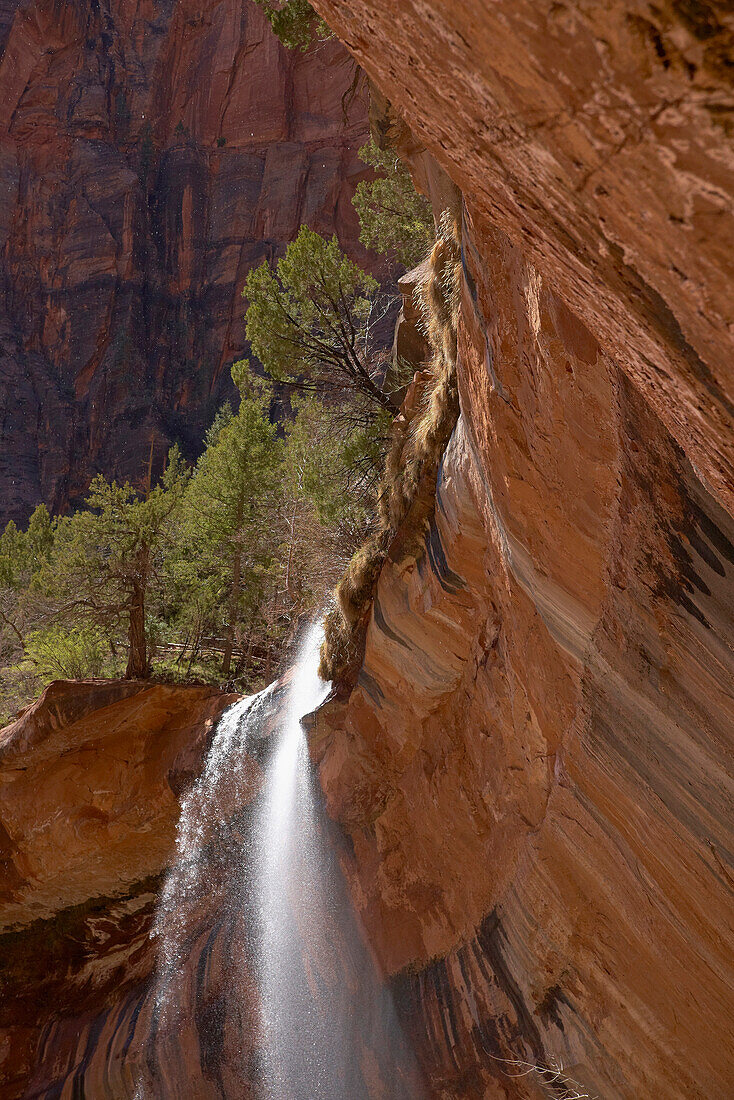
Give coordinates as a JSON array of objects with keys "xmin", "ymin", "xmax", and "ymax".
[
  {"xmin": 0, "ymin": 504, "xmax": 55, "ymax": 655},
  {"xmin": 244, "ymin": 226, "xmax": 397, "ymax": 416},
  {"xmin": 175, "ymin": 375, "xmax": 284, "ymax": 678},
  {"xmin": 253, "ymin": 0, "xmax": 330, "ymax": 51},
  {"xmin": 277, "ymin": 394, "xmax": 377, "ymax": 612},
  {"xmin": 42, "ymin": 451, "xmax": 188, "ymax": 679},
  {"xmin": 352, "ymin": 139, "xmax": 434, "ymax": 268}
]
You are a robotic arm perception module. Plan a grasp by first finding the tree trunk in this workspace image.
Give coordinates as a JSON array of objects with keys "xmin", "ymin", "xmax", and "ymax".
[
  {"xmin": 126, "ymin": 545, "xmax": 150, "ymax": 679},
  {"xmin": 222, "ymin": 546, "xmax": 242, "ymax": 678},
  {"xmin": 126, "ymin": 579, "xmax": 149, "ymax": 679}
]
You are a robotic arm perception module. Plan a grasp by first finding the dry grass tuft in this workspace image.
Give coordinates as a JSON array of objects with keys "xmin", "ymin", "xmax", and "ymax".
[
  {"xmin": 489, "ymin": 1055, "xmax": 598, "ymax": 1100},
  {"xmin": 335, "ymin": 542, "xmax": 386, "ymax": 628},
  {"xmin": 321, "ymin": 212, "xmax": 462, "ymax": 689}
]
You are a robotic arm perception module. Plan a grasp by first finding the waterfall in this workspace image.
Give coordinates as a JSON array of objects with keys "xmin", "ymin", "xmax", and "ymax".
[{"xmin": 143, "ymin": 622, "xmax": 423, "ymax": 1099}]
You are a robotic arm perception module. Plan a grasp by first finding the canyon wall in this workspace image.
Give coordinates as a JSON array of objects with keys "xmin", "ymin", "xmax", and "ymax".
[
  {"xmin": 310, "ymin": 1, "xmax": 734, "ymax": 1098},
  {"xmin": 0, "ymin": 676, "xmax": 424, "ymax": 1099},
  {"xmin": 0, "ymin": 678, "xmax": 237, "ymax": 1096},
  {"xmin": 0, "ymin": 0, "xmax": 369, "ymax": 526},
  {"xmin": 2, "ymin": 3, "xmax": 733, "ymax": 1098}
]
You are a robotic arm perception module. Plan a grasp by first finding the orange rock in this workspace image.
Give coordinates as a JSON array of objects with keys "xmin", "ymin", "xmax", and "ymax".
[
  {"xmin": 0, "ymin": 678, "xmax": 235, "ymax": 930},
  {"xmin": 310, "ymin": 2, "xmax": 734, "ymax": 1096},
  {"xmin": 0, "ymin": 678, "xmax": 238, "ymax": 1096}
]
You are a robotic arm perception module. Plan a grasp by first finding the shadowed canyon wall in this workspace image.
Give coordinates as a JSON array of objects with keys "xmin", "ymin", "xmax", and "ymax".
[
  {"xmin": 309, "ymin": 1, "xmax": 734, "ymax": 1097},
  {"xmin": 0, "ymin": 0, "xmax": 369, "ymax": 525}
]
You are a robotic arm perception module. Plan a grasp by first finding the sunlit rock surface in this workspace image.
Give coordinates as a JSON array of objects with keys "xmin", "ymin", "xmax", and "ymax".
[
  {"xmin": 2, "ymin": 2, "xmax": 734, "ymax": 1097},
  {"xmin": 0, "ymin": 676, "xmax": 421, "ymax": 1099},
  {"xmin": 310, "ymin": 1, "xmax": 734, "ymax": 1097},
  {"xmin": 0, "ymin": 679, "xmax": 235, "ymax": 1097},
  {"xmin": 0, "ymin": 0, "xmax": 369, "ymax": 525}
]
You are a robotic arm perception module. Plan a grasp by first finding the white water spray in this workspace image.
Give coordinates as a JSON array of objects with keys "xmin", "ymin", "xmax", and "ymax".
[
  {"xmin": 152, "ymin": 689, "xmax": 270, "ymax": 1019},
  {"xmin": 145, "ymin": 622, "xmax": 423, "ymax": 1098}
]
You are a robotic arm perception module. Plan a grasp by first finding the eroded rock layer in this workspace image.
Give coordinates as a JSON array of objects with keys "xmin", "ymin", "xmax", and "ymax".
[
  {"xmin": 0, "ymin": 0, "xmax": 369, "ymax": 525},
  {"xmin": 310, "ymin": 2, "xmax": 734, "ymax": 1097},
  {"xmin": 0, "ymin": 679, "xmax": 238, "ymax": 1096},
  {"xmin": 0, "ymin": 678, "xmax": 424, "ymax": 1099}
]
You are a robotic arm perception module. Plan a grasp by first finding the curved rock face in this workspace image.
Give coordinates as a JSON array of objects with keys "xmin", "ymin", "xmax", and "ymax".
[
  {"xmin": 309, "ymin": 2, "xmax": 734, "ymax": 1097},
  {"xmin": 0, "ymin": 678, "xmax": 424, "ymax": 1099},
  {"xmin": 0, "ymin": 0, "xmax": 369, "ymax": 525},
  {"xmin": 0, "ymin": 679, "xmax": 236, "ymax": 1097},
  {"xmin": 315, "ymin": 0, "xmax": 734, "ymax": 513}
]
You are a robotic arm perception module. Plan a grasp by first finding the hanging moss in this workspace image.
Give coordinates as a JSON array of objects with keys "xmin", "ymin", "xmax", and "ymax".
[{"xmin": 319, "ymin": 213, "xmax": 462, "ymax": 689}]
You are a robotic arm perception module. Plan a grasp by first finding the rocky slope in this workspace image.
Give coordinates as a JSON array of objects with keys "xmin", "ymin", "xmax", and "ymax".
[
  {"xmin": 309, "ymin": 1, "xmax": 734, "ymax": 1097},
  {"xmin": 0, "ymin": 0, "xmax": 369, "ymax": 526}
]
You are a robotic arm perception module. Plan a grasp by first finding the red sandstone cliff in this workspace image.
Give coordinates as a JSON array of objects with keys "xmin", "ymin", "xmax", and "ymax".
[
  {"xmin": 2, "ymin": 3, "xmax": 734, "ymax": 1098},
  {"xmin": 0, "ymin": 678, "xmax": 237, "ymax": 1096},
  {"xmin": 0, "ymin": 0, "xmax": 369, "ymax": 525},
  {"xmin": 308, "ymin": 2, "xmax": 734, "ymax": 1098}
]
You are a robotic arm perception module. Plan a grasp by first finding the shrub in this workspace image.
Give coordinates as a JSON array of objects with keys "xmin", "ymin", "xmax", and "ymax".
[
  {"xmin": 24, "ymin": 625, "xmax": 107, "ymax": 681},
  {"xmin": 253, "ymin": 0, "xmax": 331, "ymax": 51}
]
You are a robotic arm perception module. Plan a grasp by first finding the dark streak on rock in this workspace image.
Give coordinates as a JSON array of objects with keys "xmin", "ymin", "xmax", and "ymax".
[
  {"xmin": 373, "ymin": 595, "xmax": 411, "ymax": 649},
  {"xmin": 425, "ymin": 517, "xmax": 466, "ymax": 595},
  {"xmin": 476, "ymin": 912, "xmax": 545, "ymax": 1064},
  {"xmin": 356, "ymin": 667, "xmax": 385, "ymax": 705}
]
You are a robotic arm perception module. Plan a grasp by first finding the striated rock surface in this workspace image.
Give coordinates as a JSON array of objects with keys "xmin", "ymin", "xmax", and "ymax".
[
  {"xmin": 0, "ymin": 678, "xmax": 236, "ymax": 1097},
  {"xmin": 3, "ymin": 3, "xmax": 734, "ymax": 1097},
  {"xmin": 0, "ymin": 675, "xmax": 423, "ymax": 1099},
  {"xmin": 0, "ymin": 0, "xmax": 369, "ymax": 526},
  {"xmin": 310, "ymin": 1, "xmax": 734, "ymax": 1097}
]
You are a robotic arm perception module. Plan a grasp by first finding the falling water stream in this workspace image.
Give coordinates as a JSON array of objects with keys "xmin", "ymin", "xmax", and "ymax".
[{"xmin": 145, "ymin": 623, "xmax": 424, "ymax": 1098}]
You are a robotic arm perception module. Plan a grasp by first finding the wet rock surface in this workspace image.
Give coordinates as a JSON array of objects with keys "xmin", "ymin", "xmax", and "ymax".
[
  {"xmin": 0, "ymin": 679, "xmax": 236, "ymax": 1097},
  {"xmin": 1, "ymin": 2, "xmax": 734, "ymax": 1097}
]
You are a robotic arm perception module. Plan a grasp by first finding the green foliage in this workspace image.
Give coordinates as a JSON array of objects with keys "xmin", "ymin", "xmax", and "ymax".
[
  {"xmin": 253, "ymin": 0, "xmax": 330, "ymax": 51},
  {"xmin": 0, "ymin": 504, "xmax": 55, "ymax": 667},
  {"xmin": 26, "ymin": 503, "xmax": 53, "ymax": 563},
  {"xmin": 0, "ymin": 504, "xmax": 52, "ymax": 588},
  {"xmin": 0, "ymin": 126, "xmax": 439, "ymax": 703},
  {"xmin": 24, "ymin": 624, "xmax": 107, "ymax": 681},
  {"xmin": 0, "ymin": 521, "xmax": 25, "ymax": 591},
  {"xmin": 284, "ymin": 393, "xmax": 386, "ymax": 531},
  {"xmin": 168, "ymin": 373, "xmax": 285, "ymax": 677},
  {"xmin": 41, "ymin": 450, "xmax": 188, "ymax": 679},
  {"xmin": 273, "ymin": 392, "xmax": 379, "ymax": 618},
  {"xmin": 244, "ymin": 226, "xmax": 395, "ymax": 415},
  {"xmin": 353, "ymin": 138, "xmax": 434, "ymax": 267}
]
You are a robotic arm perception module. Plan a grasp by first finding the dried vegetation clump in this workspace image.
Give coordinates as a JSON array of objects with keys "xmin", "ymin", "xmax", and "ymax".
[{"xmin": 320, "ymin": 212, "xmax": 462, "ymax": 686}]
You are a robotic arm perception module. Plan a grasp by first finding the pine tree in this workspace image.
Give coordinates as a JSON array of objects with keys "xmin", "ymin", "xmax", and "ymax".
[
  {"xmin": 175, "ymin": 378, "xmax": 284, "ymax": 678},
  {"xmin": 42, "ymin": 450, "xmax": 188, "ymax": 679},
  {"xmin": 253, "ymin": 0, "xmax": 330, "ymax": 51},
  {"xmin": 352, "ymin": 139, "xmax": 434, "ymax": 268},
  {"xmin": 244, "ymin": 226, "xmax": 397, "ymax": 416},
  {"xmin": 0, "ymin": 504, "xmax": 55, "ymax": 655}
]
